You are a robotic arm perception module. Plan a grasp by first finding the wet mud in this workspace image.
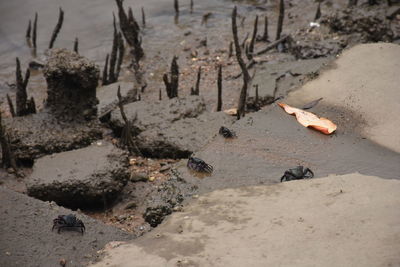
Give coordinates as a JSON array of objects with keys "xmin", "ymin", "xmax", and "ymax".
[{"xmin": 0, "ymin": 0, "xmax": 399, "ymax": 266}]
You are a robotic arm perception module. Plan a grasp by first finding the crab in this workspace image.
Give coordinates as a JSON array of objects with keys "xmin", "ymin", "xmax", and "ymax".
[
  {"xmin": 52, "ymin": 214, "xmax": 85, "ymax": 234},
  {"xmin": 280, "ymin": 166, "xmax": 314, "ymax": 182},
  {"xmin": 219, "ymin": 126, "xmax": 237, "ymax": 138},
  {"xmin": 187, "ymin": 157, "xmax": 213, "ymax": 173}
]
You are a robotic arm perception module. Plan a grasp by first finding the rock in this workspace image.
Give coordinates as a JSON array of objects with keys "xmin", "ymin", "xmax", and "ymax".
[
  {"xmin": 0, "ymin": 187, "xmax": 131, "ymax": 267},
  {"xmin": 143, "ymin": 206, "xmax": 172, "ymax": 227},
  {"xmin": 44, "ymin": 48, "xmax": 99, "ymax": 120},
  {"xmin": 159, "ymin": 165, "xmax": 171, "ymax": 172},
  {"xmin": 109, "ymin": 95, "xmax": 206, "ymax": 136},
  {"xmin": 136, "ymin": 112, "xmax": 235, "ymax": 158},
  {"xmin": 4, "ymin": 112, "xmax": 102, "ymax": 163},
  {"xmin": 124, "ymin": 201, "xmax": 137, "ymax": 210},
  {"xmin": 26, "ymin": 141, "xmax": 129, "ymax": 208},
  {"xmin": 97, "ymin": 82, "xmax": 138, "ymax": 121},
  {"xmin": 130, "ymin": 172, "xmax": 148, "ymax": 182}
]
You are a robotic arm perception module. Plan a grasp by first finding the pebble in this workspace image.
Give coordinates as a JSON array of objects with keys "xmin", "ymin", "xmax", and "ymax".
[{"xmin": 159, "ymin": 165, "xmax": 171, "ymax": 172}]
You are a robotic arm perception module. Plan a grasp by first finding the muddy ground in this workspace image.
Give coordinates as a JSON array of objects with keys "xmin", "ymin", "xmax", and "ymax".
[{"xmin": 1, "ymin": 0, "xmax": 400, "ymax": 266}]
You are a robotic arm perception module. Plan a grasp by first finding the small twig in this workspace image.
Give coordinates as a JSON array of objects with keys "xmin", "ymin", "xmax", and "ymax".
[
  {"xmin": 217, "ymin": 64, "xmax": 222, "ymax": 112},
  {"xmin": 159, "ymin": 88, "xmax": 162, "ymax": 100},
  {"xmin": 33, "ymin": 12, "xmax": 38, "ymax": 49},
  {"xmin": 276, "ymin": 0, "xmax": 285, "ymax": 40},
  {"xmin": 73, "ymin": 37, "xmax": 79, "ymax": 53},
  {"xmin": 49, "ymin": 7, "xmax": 64, "ymax": 49},
  {"xmin": 190, "ymin": 0, "xmax": 194, "ymax": 13},
  {"xmin": 254, "ymin": 35, "xmax": 289, "ymax": 56}
]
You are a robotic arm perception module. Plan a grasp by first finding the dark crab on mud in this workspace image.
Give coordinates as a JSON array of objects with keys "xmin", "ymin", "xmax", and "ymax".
[
  {"xmin": 219, "ymin": 126, "xmax": 237, "ymax": 138},
  {"xmin": 280, "ymin": 166, "xmax": 314, "ymax": 182},
  {"xmin": 187, "ymin": 157, "xmax": 213, "ymax": 174},
  {"xmin": 52, "ymin": 214, "xmax": 85, "ymax": 234}
]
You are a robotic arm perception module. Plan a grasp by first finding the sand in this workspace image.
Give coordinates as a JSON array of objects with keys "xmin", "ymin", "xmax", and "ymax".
[{"xmin": 90, "ymin": 173, "xmax": 400, "ymax": 267}]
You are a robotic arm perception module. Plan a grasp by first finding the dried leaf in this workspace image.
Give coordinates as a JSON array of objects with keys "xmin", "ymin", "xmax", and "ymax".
[{"xmin": 278, "ymin": 102, "xmax": 337, "ymax": 134}]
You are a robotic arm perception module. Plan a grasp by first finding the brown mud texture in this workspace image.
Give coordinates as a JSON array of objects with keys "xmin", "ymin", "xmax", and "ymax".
[{"xmin": 0, "ymin": 0, "xmax": 399, "ymax": 266}]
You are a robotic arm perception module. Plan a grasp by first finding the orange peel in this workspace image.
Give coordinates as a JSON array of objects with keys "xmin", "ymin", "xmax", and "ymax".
[{"xmin": 278, "ymin": 102, "xmax": 337, "ymax": 134}]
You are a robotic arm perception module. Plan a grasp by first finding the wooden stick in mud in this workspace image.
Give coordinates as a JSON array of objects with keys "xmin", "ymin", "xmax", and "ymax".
[
  {"xmin": 0, "ymin": 111, "xmax": 17, "ymax": 170},
  {"xmin": 261, "ymin": 16, "xmax": 268, "ymax": 41},
  {"xmin": 190, "ymin": 0, "xmax": 194, "ymax": 14},
  {"xmin": 73, "ymin": 37, "xmax": 79, "ymax": 53},
  {"xmin": 141, "ymin": 7, "xmax": 146, "ymax": 27},
  {"xmin": 191, "ymin": 66, "xmax": 201, "ymax": 95},
  {"xmin": 159, "ymin": 88, "xmax": 162, "ymax": 100},
  {"xmin": 116, "ymin": 32, "xmax": 125, "ymax": 81},
  {"xmin": 33, "ymin": 12, "xmax": 38, "ymax": 49},
  {"xmin": 314, "ymin": 2, "xmax": 321, "ymax": 21},
  {"xmin": 276, "ymin": 0, "xmax": 285, "ymax": 40},
  {"xmin": 247, "ymin": 15, "xmax": 258, "ymax": 60},
  {"xmin": 15, "ymin": 58, "xmax": 30, "ymax": 116},
  {"xmin": 6, "ymin": 95, "xmax": 15, "ymax": 117},
  {"xmin": 232, "ymin": 6, "xmax": 251, "ymax": 120},
  {"xmin": 102, "ymin": 54, "xmax": 109, "ymax": 85},
  {"xmin": 217, "ymin": 64, "xmax": 222, "ymax": 112},
  {"xmin": 163, "ymin": 56, "xmax": 179, "ymax": 98},
  {"xmin": 109, "ymin": 14, "xmax": 119, "ymax": 83},
  {"xmin": 241, "ymin": 32, "xmax": 249, "ymax": 49},
  {"xmin": 128, "ymin": 7, "xmax": 140, "ymax": 33},
  {"xmin": 115, "ymin": 0, "xmax": 144, "ymax": 61},
  {"xmin": 117, "ymin": 86, "xmax": 142, "ymax": 156},
  {"xmin": 174, "ymin": 0, "xmax": 179, "ymax": 14},
  {"xmin": 228, "ymin": 41, "xmax": 233, "ymax": 58},
  {"xmin": 26, "ymin": 20, "xmax": 31, "ymax": 39},
  {"xmin": 255, "ymin": 84, "xmax": 259, "ymax": 104},
  {"xmin": 49, "ymin": 7, "xmax": 64, "ymax": 49}
]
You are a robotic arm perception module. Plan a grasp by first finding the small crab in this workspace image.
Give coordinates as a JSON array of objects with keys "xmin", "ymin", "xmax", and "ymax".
[
  {"xmin": 52, "ymin": 214, "xmax": 85, "ymax": 234},
  {"xmin": 187, "ymin": 157, "xmax": 213, "ymax": 173},
  {"xmin": 219, "ymin": 126, "xmax": 237, "ymax": 138},
  {"xmin": 280, "ymin": 166, "xmax": 314, "ymax": 182}
]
